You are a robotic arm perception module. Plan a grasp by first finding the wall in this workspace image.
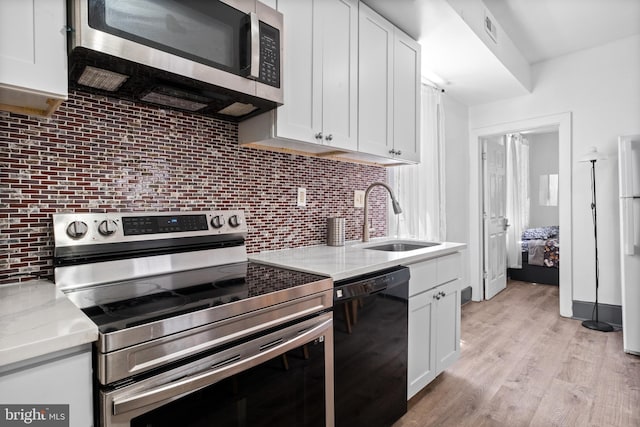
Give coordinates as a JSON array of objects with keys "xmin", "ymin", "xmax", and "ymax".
[
  {"xmin": 0, "ymin": 91, "xmax": 388, "ymax": 284},
  {"xmin": 443, "ymin": 94, "xmax": 470, "ymax": 286},
  {"xmin": 528, "ymin": 132, "xmax": 559, "ymax": 227},
  {"xmin": 469, "ymin": 34, "xmax": 640, "ymax": 306}
]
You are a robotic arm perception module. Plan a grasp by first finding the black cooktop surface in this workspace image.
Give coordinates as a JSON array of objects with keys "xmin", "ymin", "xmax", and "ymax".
[{"xmin": 68, "ymin": 262, "xmax": 329, "ymax": 333}]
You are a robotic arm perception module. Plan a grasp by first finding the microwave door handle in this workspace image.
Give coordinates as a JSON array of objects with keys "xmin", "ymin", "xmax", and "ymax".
[{"xmin": 249, "ymin": 12, "xmax": 260, "ymax": 80}]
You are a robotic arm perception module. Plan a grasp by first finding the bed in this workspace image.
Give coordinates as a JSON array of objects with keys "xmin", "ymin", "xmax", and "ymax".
[{"xmin": 507, "ymin": 226, "xmax": 559, "ymax": 285}]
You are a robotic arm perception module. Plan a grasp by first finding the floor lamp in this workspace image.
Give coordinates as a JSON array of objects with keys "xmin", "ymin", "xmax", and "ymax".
[{"xmin": 579, "ymin": 146, "xmax": 613, "ymax": 332}]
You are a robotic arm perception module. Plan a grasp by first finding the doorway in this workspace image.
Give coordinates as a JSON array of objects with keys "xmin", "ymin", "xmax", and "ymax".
[
  {"xmin": 500, "ymin": 131, "xmax": 561, "ymax": 289},
  {"xmin": 469, "ymin": 113, "xmax": 573, "ymax": 318}
]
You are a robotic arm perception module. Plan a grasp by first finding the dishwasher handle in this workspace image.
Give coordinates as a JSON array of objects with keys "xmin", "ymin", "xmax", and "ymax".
[{"xmin": 334, "ymin": 266, "xmax": 410, "ymax": 302}]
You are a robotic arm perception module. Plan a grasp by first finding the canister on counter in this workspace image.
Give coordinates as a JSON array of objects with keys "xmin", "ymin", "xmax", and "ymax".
[{"xmin": 326, "ymin": 217, "xmax": 345, "ymax": 246}]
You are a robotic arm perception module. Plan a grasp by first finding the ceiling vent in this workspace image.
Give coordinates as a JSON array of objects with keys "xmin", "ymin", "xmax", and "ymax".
[{"xmin": 484, "ymin": 13, "xmax": 498, "ymax": 43}]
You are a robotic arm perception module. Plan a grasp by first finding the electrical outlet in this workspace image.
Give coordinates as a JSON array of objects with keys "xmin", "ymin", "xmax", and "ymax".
[
  {"xmin": 297, "ymin": 188, "xmax": 307, "ymax": 207},
  {"xmin": 354, "ymin": 190, "xmax": 365, "ymax": 208}
]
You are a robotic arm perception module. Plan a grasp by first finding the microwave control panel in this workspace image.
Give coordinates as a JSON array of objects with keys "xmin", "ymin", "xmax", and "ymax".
[{"xmin": 258, "ymin": 22, "xmax": 280, "ymax": 88}]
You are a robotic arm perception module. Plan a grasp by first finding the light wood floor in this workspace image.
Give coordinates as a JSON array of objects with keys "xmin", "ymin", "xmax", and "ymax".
[{"xmin": 394, "ymin": 280, "xmax": 640, "ymax": 427}]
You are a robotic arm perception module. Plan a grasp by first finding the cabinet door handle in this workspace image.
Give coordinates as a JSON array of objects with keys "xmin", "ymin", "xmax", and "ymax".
[
  {"xmin": 396, "ymin": 150, "xmax": 402, "ymax": 155},
  {"xmin": 325, "ymin": 134, "xmax": 333, "ymax": 142},
  {"xmin": 389, "ymin": 149, "xmax": 396, "ymax": 155},
  {"xmin": 315, "ymin": 132, "xmax": 323, "ymax": 140}
]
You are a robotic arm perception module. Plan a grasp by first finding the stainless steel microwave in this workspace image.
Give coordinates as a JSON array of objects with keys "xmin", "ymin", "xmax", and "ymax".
[{"xmin": 68, "ymin": 0, "xmax": 283, "ymax": 121}]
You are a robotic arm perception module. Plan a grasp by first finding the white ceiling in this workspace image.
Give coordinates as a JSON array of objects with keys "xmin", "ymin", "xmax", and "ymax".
[
  {"xmin": 363, "ymin": 0, "xmax": 640, "ymax": 106},
  {"xmin": 483, "ymin": 0, "xmax": 640, "ymax": 64}
]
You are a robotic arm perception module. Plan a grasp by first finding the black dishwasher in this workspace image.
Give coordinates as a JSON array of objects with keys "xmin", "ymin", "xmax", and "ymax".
[{"xmin": 333, "ymin": 266, "xmax": 410, "ymax": 427}]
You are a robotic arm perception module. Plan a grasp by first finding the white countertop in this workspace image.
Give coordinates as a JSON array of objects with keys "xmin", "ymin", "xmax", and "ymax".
[
  {"xmin": 249, "ymin": 238, "xmax": 467, "ymax": 281},
  {"xmin": 0, "ymin": 280, "xmax": 98, "ymax": 368}
]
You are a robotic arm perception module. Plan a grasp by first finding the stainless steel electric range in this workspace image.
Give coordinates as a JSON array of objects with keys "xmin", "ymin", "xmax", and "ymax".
[{"xmin": 53, "ymin": 211, "xmax": 334, "ymax": 427}]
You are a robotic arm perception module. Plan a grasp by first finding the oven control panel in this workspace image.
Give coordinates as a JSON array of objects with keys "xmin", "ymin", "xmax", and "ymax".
[
  {"xmin": 122, "ymin": 214, "xmax": 210, "ymax": 235},
  {"xmin": 53, "ymin": 210, "xmax": 247, "ymax": 247}
]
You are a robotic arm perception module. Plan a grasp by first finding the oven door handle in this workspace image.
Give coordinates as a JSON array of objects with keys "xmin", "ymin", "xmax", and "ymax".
[{"xmin": 111, "ymin": 316, "xmax": 332, "ymax": 416}]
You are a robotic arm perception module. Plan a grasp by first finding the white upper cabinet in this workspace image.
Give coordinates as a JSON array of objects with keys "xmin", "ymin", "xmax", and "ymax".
[
  {"xmin": 240, "ymin": 0, "xmax": 421, "ymax": 166},
  {"xmin": 392, "ymin": 30, "xmax": 421, "ymax": 163},
  {"xmin": 357, "ymin": 3, "xmax": 421, "ymax": 163},
  {"xmin": 0, "ymin": 0, "xmax": 67, "ymax": 116},
  {"xmin": 316, "ymin": 0, "xmax": 359, "ymax": 151},
  {"xmin": 239, "ymin": 0, "xmax": 358, "ymax": 153},
  {"xmin": 273, "ymin": 0, "xmax": 317, "ymax": 144},
  {"xmin": 358, "ymin": 3, "xmax": 394, "ymax": 158}
]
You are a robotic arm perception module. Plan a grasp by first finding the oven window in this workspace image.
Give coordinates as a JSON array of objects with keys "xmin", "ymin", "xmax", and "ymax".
[
  {"xmin": 89, "ymin": 0, "xmax": 246, "ymax": 73},
  {"xmin": 131, "ymin": 341, "xmax": 326, "ymax": 427}
]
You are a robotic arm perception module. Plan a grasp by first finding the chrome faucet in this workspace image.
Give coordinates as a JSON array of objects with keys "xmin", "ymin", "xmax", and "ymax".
[{"xmin": 362, "ymin": 182, "xmax": 403, "ymax": 242}]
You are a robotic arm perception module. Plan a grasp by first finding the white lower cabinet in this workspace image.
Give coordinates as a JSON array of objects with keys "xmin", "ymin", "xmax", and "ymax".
[
  {"xmin": 406, "ymin": 253, "xmax": 462, "ymax": 399},
  {"xmin": 0, "ymin": 345, "xmax": 93, "ymax": 427}
]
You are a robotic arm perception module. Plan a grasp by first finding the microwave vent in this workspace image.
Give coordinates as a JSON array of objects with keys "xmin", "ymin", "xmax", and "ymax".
[
  {"xmin": 140, "ymin": 87, "xmax": 211, "ymax": 112},
  {"xmin": 77, "ymin": 66, "xmax": 129, "ymax": 92}
]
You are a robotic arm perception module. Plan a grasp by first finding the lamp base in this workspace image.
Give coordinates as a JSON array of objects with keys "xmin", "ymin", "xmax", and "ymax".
[{"xmin": 582, "ymin": 320, "xmax": 614, "ymax": 332}]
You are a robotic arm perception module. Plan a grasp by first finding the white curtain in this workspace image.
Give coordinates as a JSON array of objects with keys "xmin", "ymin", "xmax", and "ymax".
[
  {"xmin": 505, "ymin": 133, "xmax": 530, "ymax": 268},
  {"xmin": 389, "ymin": 85, "xmax": 446, "ymax": 241}
]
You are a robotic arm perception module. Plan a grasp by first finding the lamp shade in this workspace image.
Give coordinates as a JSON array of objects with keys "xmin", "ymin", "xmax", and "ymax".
[{"xmin": 579, "ymin": 146, "xmax": 607, "ymax": 162}]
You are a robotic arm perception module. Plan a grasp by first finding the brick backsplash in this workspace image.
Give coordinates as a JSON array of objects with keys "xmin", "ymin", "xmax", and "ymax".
[{"xmin": 0, "ymin": 91, "xmax": 388, "ymax": 284}]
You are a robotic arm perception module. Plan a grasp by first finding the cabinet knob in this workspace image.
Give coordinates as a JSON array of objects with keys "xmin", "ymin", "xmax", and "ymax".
[
  {"xmin": 389, "ymin": 149, "xmax": 396, "ymax": 155},
  {"xmin": 396, "ymin": 150, "xmax": 402, "ymax": 155},
  {"xmin": 325, "ymin": 134, "xmax": 333, "ymax": 142},
  {"xmin": 440, "ymin": 291, "xmax": 446, "ymax": 298},
  {"xmin": 315, "ymin": 132, "xmax": 323, "ymax": 140}
]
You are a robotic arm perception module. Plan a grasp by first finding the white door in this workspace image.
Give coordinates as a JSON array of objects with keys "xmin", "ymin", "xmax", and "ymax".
[{"xmin": 483, "ymin": 137, "xmax": 508, "ymax": 299}]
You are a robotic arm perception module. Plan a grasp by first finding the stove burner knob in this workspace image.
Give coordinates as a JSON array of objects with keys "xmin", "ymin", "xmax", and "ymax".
[
  {"xmin": 98, "ymin": 220, "xmax": 118, "ymax": 236},
  {"xmin": 211, "ymin": 215, "xmax": 225, "ymax": 229},
  {"xmin": 228, "ymin": 214, "xmax": 242, "ymax": 228},
  {"xmin": 66, "ymin": 221, "xmax": 88, "ymax": 239}
]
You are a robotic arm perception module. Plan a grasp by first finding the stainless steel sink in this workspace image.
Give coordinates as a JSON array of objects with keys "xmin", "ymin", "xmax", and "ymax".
[{"xmin": 364, "ymin": 241, "xmax": 440, "ymax": 252}]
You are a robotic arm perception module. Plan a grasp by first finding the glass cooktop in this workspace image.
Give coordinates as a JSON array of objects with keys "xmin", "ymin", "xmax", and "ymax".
[{"xmin": 66, "ymin": 262, "xmax": 329, "ymax": 333}]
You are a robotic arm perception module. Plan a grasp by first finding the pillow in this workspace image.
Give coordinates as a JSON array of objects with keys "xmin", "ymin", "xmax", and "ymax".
[{"xmin": 521, "ymin": 226, "xmax": 559, "ymax": 240}]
